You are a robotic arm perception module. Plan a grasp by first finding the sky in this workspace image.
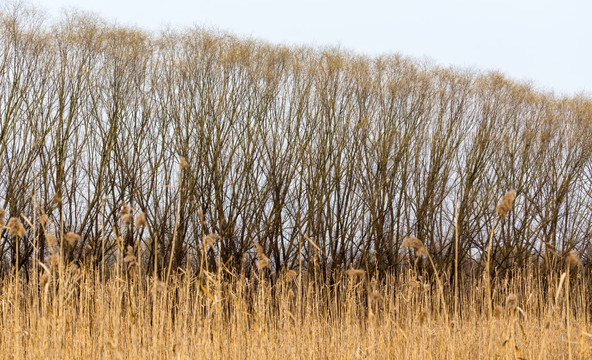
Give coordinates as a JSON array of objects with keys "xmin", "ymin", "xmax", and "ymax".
[{"xmin": 30, "ymin": 0, "xmax": 592, "ymax": 96}]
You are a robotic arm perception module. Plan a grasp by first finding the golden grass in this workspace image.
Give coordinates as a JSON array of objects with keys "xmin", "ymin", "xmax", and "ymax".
[{"xmin": 1, "ymin": 265, "xmax": 591, "ymax": 359}]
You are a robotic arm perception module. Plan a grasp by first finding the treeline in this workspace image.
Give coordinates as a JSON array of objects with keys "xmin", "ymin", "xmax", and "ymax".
[{"xmin": 1, "ymin": 5, "xmax": 592, "ymax": 279}]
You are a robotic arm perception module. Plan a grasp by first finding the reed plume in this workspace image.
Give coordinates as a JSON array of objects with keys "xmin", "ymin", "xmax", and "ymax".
[
  {"xmin": 179, "ymin": 156, "xmax": 188, "ymax": 171},
  {"xmin": 253, "ymin": 240, "xmax": 270, "ymax": 270},
  {"xmin": 402, "ymin": 236, "xmax": 428, "ymax": 256},
  {"xmin": 346, "ymin": 268, "xmax": 365, "ymax": 279},
  {"xmin": 566, "ymin": 250, "xmax": 581, "ymax": 268},
  {"xmin": 505, "ymin": 293, "xmax": 518, "ymax": 310},
  {"xmin": 203, "ymin": 233, "xmax": 221, "ymax": 251},
  {"xmin": 120, "ymin": 204, "xmax": 132, "ymax": 216},
  {"xmin": 496, "ymin": 189, "xmax": 517, "ymax": 218},
  {"xmin": 39, "ymin": 214, "xmax": 49, "ymax": 227},
  {"xmin": 124, "ymin": 246, "xmax": 138, "ymax": 267},
  {"xmin": 6, "ymin": 217, "xmax": 26, "ymax": 238},
  {"xmin": 121, "ymin": 213, "xmax": 133, "ymax": 227},
  {"xmin": 65, "ymin": 232, "xmax": 80, "ymax": 247},
  {"xmin": 46, "ymin": 233, "xmax": 57, "ymax": 247},
  {"xmin": 135, "ymin": 212, "xmax": 147, "ymax": 229},
  {"xmin": 284, "ymin": 269, "xmax": 298, "ymax": 281}
]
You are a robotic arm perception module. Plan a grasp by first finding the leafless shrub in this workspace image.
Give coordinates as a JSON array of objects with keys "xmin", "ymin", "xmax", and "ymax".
[{"xmin": 0, "ymin": 4, "xmax": 590, "ymax": 282}]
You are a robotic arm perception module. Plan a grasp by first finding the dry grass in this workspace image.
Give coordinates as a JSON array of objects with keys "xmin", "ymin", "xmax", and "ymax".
[{"xmin": 1, "ymin": 264, "xmax": 591, "ymax": 359}]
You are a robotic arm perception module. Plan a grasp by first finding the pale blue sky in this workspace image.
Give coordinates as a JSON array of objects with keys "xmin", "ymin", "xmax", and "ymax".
[{"xmin": 33, "ymin": 0, "xmax": 591, "ymax": 96}]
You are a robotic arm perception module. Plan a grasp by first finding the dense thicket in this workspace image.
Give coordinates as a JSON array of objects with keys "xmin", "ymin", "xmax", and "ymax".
[{"xmin": 1, "ymin": 6, "xmax": 592, "ymax": 279}]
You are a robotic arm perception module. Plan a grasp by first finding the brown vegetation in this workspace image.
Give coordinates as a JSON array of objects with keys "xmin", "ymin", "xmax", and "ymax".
[
  {"xmin": 1, "ymin": 5, "xmax": 591, "ymax": 277},
  {"xmin": 1, "ymin": 3, "xmax": 592, "ymax": 358},
  {"xmin": 0, "ymin": 260, "xmax": 590, "ymax": 359}
]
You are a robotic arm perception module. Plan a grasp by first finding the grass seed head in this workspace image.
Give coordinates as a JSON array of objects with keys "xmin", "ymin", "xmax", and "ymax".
[
  {"xmin": 120, "ymin": 204, "xmax": 132, "ymax": 216},
  {"xmin": 207, "ymin": 233, "xmax": 221, "ymax": 241},
  {"xmin": 179, "ymin": 156, "xmax": 188, "ymax": 170},
  {"xmin": 416, "ymin": 246, "xmax": 428, "ymax": 257},
  {"xmin": 46, "ymin": 233, "xmax": 57, "ymax": 247},
  {"xmin": 402, "ymin": 236, "xmax": 428, "ymax": 256},
  {"xmin": 496, "ymin": 189, "xmax": 517, "ymax": 218},
  {"xmin": 124, "ymin": 246, "xmax": 137, "ymax": 267},
  {"xmin": 285, "ymin": 269, "xmax": 298, "ymax": 281},
  {"xmin": 39, "ymin": 214, "xmax": 49, "ymax": 227},
  {"xmin": 505, "ymin": 293, "xmax": 518, "ymax": 310},
  {"xmin": 370, "ymin": 290, "xmax": 384, "ymax": 303},
  {"xmin": 65, "ymin": 232, "xmax": 81, "ymax": 247},
  {"xmin": 121, "ymin": 213, "xmax": 134, "ymax": 227},
  {"xmin": 567, "ymin": 250, "xmax": 581, "ymax": 268},
  {"xmin": 203, "ymin": 233, "xmax": 221, "ymax": 250},
  {"xmin": 135, "ymin": 212, "xmax": 147, "ymax": 229},
  {"xmin": 203, "ymin": 236, "xmax": 215, "ymax": 250},
  {"xmin": 256, "ymin": 256, "xmax": 270, "ymax": 271},
  {"xmin": 346, "ymin": 268, "xmax": 365, "ymax": 278},
  {"xmin": 153, "ymin": 280, "xmax": 166, "ymax": 293},
  {"xmin": 253, "ymin": 239, "xmax": 270, "ymax": 270},
  {"xmin": 253, "ymin": 240, "xmax": 266, "ymax": 259},
  {"xmin": 6, "ymin": 217, "xmax": 26, "ymax": 238}
]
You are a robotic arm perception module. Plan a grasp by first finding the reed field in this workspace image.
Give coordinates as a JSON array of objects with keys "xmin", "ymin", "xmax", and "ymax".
[
  {"xmin": 1, "ymin": 3, "xmax": 592, "ymax": 359},
  {"xmin": 1, "ymin": 256, "xmax": 592, "ymax": 359}
]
